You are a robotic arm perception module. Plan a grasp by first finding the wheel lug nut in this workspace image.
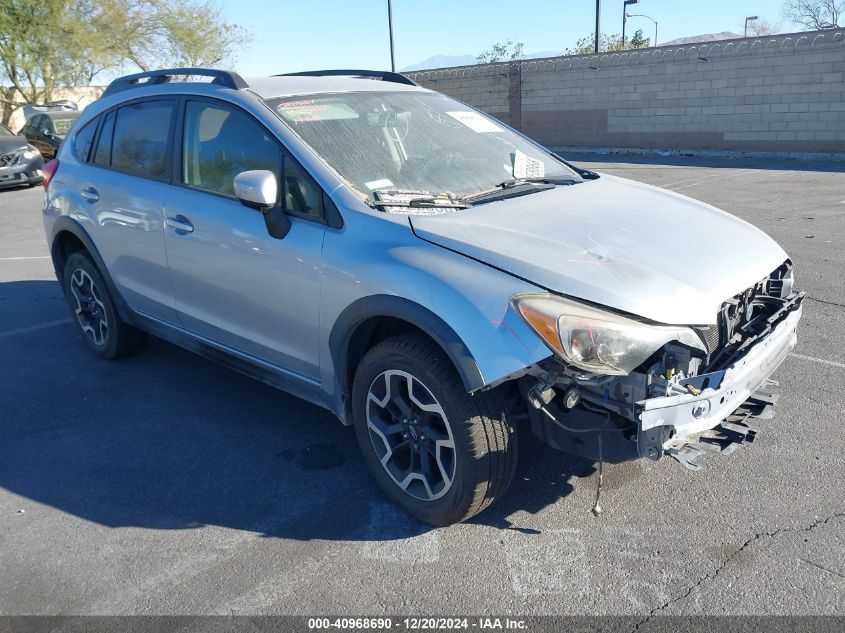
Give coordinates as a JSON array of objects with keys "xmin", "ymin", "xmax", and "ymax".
[{"xmin": 403, "ymin": 432, "xmax": 409, "ymax": 439}]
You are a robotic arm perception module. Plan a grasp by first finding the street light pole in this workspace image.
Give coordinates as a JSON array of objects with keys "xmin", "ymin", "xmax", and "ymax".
[
  {"xmin": 626, "ymin": 13, "xmax": 658, "ymax": 46},
  {"xmin": 622, "ymin": 4, "xmax": 626, "ymax": 46},
  {"xmin": 622, "ymin": 0, "xmax": 639, "ymax": 47},
  {"xmin": 388, "ymin": 0, "xmax": 396, "ymax": 72},
  {"xmin": 595, "ymin": 0, "xmax": 601, "ymax": 54},
  {"xmin": 744, "ymin": 15, "xmax": 758, "ymax": 37}
]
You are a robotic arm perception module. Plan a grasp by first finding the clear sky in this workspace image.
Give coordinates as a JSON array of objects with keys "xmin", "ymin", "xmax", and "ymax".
[{"xmin": 218, "ymin": 0, "xmax": 800, "ymax": 75}]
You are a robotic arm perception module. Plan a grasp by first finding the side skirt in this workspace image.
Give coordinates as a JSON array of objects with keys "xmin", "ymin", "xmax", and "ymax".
[{"xmin": 134, "ymin": 312, "xmax": 335, "ymax": 418}]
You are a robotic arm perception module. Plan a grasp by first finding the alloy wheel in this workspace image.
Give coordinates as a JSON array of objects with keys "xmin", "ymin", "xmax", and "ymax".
[
  {"xmin": 366, "ymin": 369, "xmax": 456, "ymax": 501},
  {"xmin": 70, "ymin": 268, "xmax": 109, "ymax": 346}
]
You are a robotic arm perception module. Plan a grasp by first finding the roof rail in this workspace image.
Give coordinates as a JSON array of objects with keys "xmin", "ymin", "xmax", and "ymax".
[
  {"xmin": 278, "ymin": 69, "xmax": 418, "ymax": 86},
  {"xmin": 102, "ymin": 68, "xmax": 248, "ymax": 97}
]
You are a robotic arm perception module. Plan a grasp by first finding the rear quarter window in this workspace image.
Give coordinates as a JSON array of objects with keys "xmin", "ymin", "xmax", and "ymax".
[{"xmin": 73, "ymin": 117, "xmax": 98, "ymax": 162}]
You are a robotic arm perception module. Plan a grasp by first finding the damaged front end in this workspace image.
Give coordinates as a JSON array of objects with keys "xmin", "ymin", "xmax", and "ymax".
[{"xmin": 515, "ymin": 261, "xmax": 804, "ymax": 470}]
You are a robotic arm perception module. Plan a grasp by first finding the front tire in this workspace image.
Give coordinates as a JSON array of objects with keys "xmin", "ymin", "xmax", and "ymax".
[
  {"xmin": 351, "ymin": 333, "xmax": 517, "ymax": 526},
  {"xmin": 62, "ymin": 251, "xmax": 147, "ymax": 359}
]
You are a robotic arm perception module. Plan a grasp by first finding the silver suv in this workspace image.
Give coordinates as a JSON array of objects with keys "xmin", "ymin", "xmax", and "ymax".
[{"xmin": 43, "ymin": 68, "xmax": 804, "ymax": 525}]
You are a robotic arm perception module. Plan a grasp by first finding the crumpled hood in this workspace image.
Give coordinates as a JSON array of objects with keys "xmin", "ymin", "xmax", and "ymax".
[{"xmin": 410, "ymin": 174, "xmax": 788, "ymax": 325}]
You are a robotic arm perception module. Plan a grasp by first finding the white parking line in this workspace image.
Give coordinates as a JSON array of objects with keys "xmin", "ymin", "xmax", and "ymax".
[
  {"xmin": 789, "ymin": 353, "xmax": 845, "ymax": 370},
  {"xmin": 660, "ymin": 169, "xmax": 752, "ymax": 192},
  {"xmin": 0, "ymin": 256, "xmax": 51, "ymax": 261},
  {"xmin": 0, "ymin": 318, "xmax": 72, "ymax": 339}
]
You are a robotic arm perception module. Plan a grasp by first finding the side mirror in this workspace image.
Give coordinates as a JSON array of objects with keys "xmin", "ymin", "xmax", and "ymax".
[
  {"xmin": 234, "ymin": 170, "xmax": 277, "ymax": 209},
  {"xmin": 233, "ymin": 169, "xmax": 291, "ymax": 239},
  {"xmin": 41, "ymin": 128, "xmax": 52, "ymax": 137}
]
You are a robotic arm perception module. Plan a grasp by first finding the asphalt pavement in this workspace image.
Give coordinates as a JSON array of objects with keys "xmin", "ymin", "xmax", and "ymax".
[{"xmin": 1, "ymin": 156, "xmax": 843, "ymax": 619}]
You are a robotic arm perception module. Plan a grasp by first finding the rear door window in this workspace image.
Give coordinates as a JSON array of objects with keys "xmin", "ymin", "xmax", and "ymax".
[{"xmin": 110, "ymin": 100, "xmax": 174, "ymax": 180}]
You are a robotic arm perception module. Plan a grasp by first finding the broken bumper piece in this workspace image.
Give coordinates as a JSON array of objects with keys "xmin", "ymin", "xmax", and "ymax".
[
  {"xmin": 665, "ymin": 385, "xmax": 776, "ymax": 470},
  {"xmin": 637, "ymin": 295, "xmax": 803, "ymax": 469}
]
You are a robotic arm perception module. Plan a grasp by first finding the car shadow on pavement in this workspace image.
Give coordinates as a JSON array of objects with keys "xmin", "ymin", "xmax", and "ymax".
[{"xmin": 1, "ymin": 279, "xmax": 608, "ymax": 543}]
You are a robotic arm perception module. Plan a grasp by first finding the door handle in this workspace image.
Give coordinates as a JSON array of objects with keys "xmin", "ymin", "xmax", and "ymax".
[
  {"xmin": 165, "ymin": 215, "xmax": 194, "ymax": 234},
  {"xmin": 80, "ymin": 187, "xmax": 100, "ymax": 203}
]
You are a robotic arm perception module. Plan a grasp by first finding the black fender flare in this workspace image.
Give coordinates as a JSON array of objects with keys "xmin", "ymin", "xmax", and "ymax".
[
  {"xmin": 50, "ymin": 216, "xmax": 135, "ymax": 323},
  {"xmin": 329, "ymin": 295, "xmax": 485, "ymax": 421}
]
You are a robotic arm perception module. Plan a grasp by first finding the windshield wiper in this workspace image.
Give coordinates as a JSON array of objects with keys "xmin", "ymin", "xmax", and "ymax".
[
  {"xmin": 370, "ymin": 191, "xmax": 471, "ymax": 209},
  {"xmin": 498, "ymin": 176, "xmax": 580, "ymax": 188},
  {"xmin": 371, "ymin": 198, "xmax": 471, "ymax": 209},
  {"xmin": 463, "ymin": 180, "xmax": 556, "ymax": 205}
]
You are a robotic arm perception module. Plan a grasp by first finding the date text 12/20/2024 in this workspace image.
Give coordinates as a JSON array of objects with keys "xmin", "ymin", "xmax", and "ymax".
[{"xmin": 307, "ymin": 618, "xmax": 528, "ymax": 630}]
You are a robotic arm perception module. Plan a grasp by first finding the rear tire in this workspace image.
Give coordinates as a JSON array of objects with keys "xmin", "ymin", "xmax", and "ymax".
[
  {"xmin": 351, "ymin": 333, "xmax": 517, "ymax": 526},
  {"xmin": 62, "ymin": 251, "xmax": 147, "ymax": 359}
]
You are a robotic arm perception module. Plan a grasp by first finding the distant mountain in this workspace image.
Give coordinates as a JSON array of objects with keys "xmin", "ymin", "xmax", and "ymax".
[
  {"xmin": 661, "ymin": 32, "xmax": 744, "ymax": 46},
  {"xmin": 402, "ymin": 50, "xmax": 568, "ymax": 72}
]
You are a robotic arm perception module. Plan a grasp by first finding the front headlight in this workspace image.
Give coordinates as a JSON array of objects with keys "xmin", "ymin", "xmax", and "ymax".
[{"xmin": 512, "ymin": 293, "xmax": 705, "ymax": 376}]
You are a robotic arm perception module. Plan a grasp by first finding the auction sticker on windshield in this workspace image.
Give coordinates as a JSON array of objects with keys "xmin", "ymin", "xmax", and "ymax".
[
  {"xmin": 446, "ymin": 111, "xmax": 504, "ymax": 133},
  {"xmin": 513, "ymin": 149, "xmax": 545, "ymax": 179}
]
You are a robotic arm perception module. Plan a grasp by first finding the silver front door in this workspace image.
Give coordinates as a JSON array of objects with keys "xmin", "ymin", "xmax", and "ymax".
[
  {"xmin": 163, "ymin": 190, "xmax": 325, "ymax": 380},
  {"xmin": 162, "ymin": 99, "xmax": 327, "ymax": 380}
]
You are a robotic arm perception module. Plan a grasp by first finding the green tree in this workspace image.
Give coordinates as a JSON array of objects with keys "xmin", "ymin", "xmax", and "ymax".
[
  {"xmin": 100, "ymin": 0, "xmax": 250, "ymax": 71},
  {"xmin": 564, "ymin": 29, "xmax": 651, "ymax": 55},
  {"xmin": 628, "ymin": 29, "xmax": 649, "ymax": 48},
  {"xmin": 0, "ymin": 0, "xmax": 99, "ymax": 124},
  {"xmin": 0, "ymin": 0, "xmax": 251, "ymax": 126},
  {"xmin": 476, "ymin": 39, "xmax": 524, "ymax": 64}
]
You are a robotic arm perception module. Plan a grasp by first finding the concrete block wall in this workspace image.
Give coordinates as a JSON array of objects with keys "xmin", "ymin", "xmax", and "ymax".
[{"xmin": 407, "ymin": 29, "xmax": 845, "ymax": 155}]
